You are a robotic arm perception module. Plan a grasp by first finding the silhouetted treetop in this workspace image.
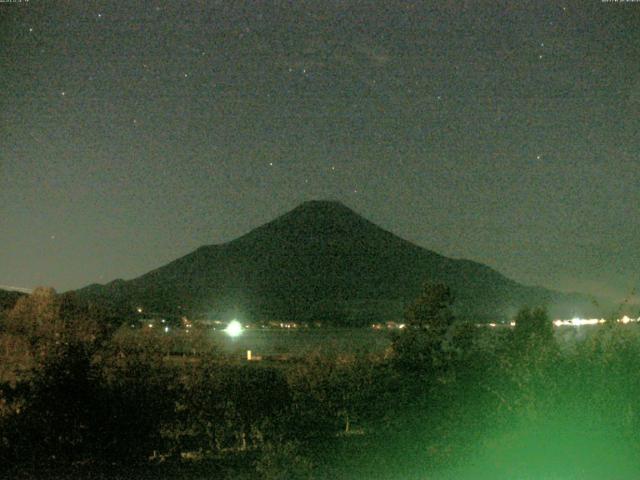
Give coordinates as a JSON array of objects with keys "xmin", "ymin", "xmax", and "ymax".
[{"xmin": 404, "ymin": 282, "xmax": 455, "ymax": 334}]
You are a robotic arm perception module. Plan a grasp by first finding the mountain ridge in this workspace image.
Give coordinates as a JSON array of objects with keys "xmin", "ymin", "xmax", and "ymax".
[{"xmin": 76, "ymin": 200, "xmax": 597, "ymax": 324}]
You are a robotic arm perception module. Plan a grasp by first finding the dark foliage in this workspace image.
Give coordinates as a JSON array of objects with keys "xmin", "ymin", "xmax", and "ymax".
[
  {"xmin": 2, "ymin": 287, "xmax": 640, "ymax": 479},
  {"xmin": 391, "ymin": 282, "xmax": 456, "ymax": 375},
  {"xmin": 513, "ymin": 306, "xmax": 554, "ymax": 345},
  {"xmin": 0, "ymin": 289, "xmax": 26, "ymax": 314}
]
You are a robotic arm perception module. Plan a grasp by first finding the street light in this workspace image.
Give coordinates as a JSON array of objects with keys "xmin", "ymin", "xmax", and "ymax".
[{"xmin": 225, "ymin": 319, "xmax": 243, "ymax": 337}]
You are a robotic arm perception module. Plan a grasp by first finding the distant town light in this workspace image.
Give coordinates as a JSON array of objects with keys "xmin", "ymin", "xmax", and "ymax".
[
  {"xmin": 553, "ymin": 317, "xmax": 606, "ymax": 327},
  {"xmin": 225, "ymin": 320, "xmax": 243, "ymax": 337}
]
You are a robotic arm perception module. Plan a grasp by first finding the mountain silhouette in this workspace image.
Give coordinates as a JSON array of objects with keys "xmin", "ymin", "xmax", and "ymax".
[{"xmin": 77, "ymin": 200, "xmax": 595, "ymax": 324}]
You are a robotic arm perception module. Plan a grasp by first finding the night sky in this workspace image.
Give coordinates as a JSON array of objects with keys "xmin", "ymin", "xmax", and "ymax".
[{"xmin": 1, "ymin": 1, "xmax": 639, "ymax": 306}]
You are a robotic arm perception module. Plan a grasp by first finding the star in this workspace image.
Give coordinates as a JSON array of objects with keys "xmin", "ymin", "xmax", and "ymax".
[
  {"xmin": 97, "ymin": 13, "xmax": 103, "ymax": 18},
  {"xmin": 536, "ymin": 154, "xmax": 542, "ymax": 160},
  {"xmin": 60, "ymin": 91, "xmax": 66, "ymax": 96}
]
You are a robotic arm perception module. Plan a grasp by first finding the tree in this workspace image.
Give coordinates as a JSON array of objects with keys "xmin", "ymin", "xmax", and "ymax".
[
  {"xmin": 513, "ymin": 306, "xmax": 553, "ymax": 344},
  {"xmin": 3, "ymin": 288, "xmax": 103, "ymax": 354},
  {"xmin": 4, "ymin": 287, "xmax": 60, "ymax": 346},
  {"xmin": 404, "ymin": 282, "xmax": 455, "ymax": 335},
  {"xmin": 392, "ymin": 282, "xmax": 456, "ymax": 375},
  {"xmin": 6, "ymin": 342, "xmax": 101, "ymax": 464},
  {"xmin": 1, "ymin": 288, "xmax": 104, "ymax": 385},
  {"xmin": 493, "ymin": 306, "xmax": 559, "ymax": 419}
]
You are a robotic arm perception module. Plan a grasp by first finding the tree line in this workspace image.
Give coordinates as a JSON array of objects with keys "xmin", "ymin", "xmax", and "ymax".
[{"xmin": 1, "ymin": 284, "xmax": 640, "ymax": 479}]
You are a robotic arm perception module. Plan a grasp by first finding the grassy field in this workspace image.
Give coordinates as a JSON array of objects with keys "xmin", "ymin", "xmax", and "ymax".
[{"xmin": 212, "ymin": 327, "xmax": 392, "ymax": 357}]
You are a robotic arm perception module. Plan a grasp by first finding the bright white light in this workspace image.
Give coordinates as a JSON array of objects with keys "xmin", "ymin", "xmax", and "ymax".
[
  {"xmin": 579, "ymin": 318, "xmax": 599, "ymax": 326},
  {"xmin": 550, "ymin": 316, "xmax": 639, "ymax": 328},
  {"xmin": 164, "ymin": 326, "xmax": 169, "ymax": 333},
  {"xmin": 225, "ymin": 320, "xmax": 243, "ymax": 337},
  {"xmin": 554, "ymin": 317, "xmax": 602, "ymax": 327}
]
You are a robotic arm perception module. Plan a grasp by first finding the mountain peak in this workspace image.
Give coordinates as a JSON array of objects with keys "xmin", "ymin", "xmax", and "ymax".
[
  {"xmin": 294, "ymin": 199, "xmax": 353, "ymax": 211},
  {"xmin": 234, "ymin": 199, "xmax": 385, "ymax": 247},
  {"xmin": 283, "ymin": 200, "xmax": 363, "ymax": 223},
  {"xmin": 285, "ymin": 200, "xmax": 364, "ymax": 222}
]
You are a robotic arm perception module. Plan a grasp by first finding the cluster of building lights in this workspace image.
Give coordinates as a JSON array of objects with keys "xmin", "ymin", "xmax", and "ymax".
[
  {"xmin": 553, "ymin": 316, "xmax": 639, "ymax": 327},
  {"xmin": 479, "ymin": 317, "xmax": 639, "ymax": 329}
]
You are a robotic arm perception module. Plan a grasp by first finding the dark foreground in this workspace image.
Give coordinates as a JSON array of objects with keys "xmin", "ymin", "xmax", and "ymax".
[{"xmin": 2, "ymin": 290, "xmax": 640, "ymax": 479}]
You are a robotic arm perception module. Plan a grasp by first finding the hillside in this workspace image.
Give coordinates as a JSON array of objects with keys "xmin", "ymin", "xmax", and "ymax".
[{"xmin": 77, "ymin": 201, "xmax": 596, "ymax": 324}]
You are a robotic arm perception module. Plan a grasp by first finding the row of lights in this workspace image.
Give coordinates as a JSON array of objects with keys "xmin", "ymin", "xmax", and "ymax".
[
  {"xmin": 485, "ymin": 316, "xmax": 640, "ymax": 328},
  {"xmin": 137, "ymin": 305, "xmax": 639, "ymax": 334},
  {"xmin": 554, "ymin": 316, "xmax": 639, "ymax": 327},
  {"xmin": 138, "ymin": 307, "xmax": 241, "ymax": 336}
]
